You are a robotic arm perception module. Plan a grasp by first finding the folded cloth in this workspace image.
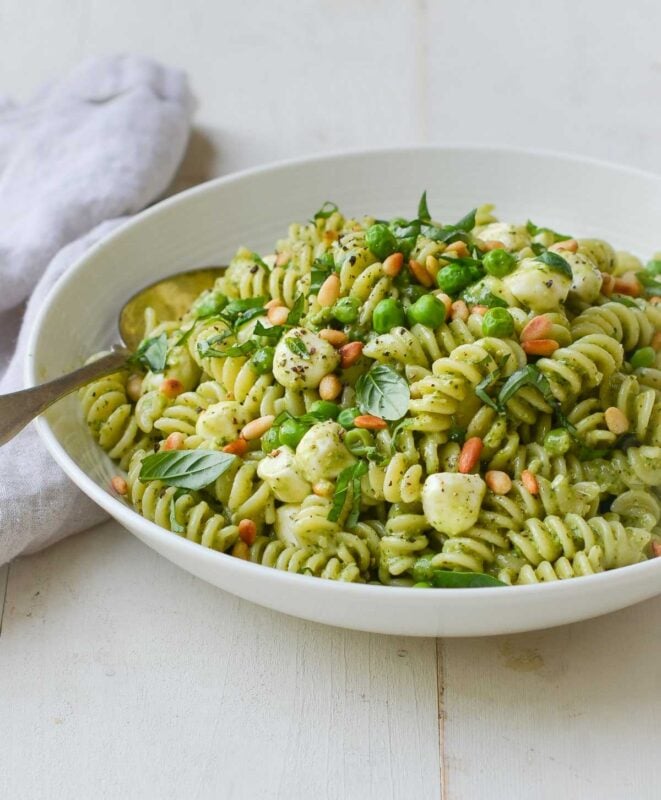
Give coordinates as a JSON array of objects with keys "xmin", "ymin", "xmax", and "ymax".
[{"xmin": 0, "ymin": 55, "xmax": 194, "ymax": 565}]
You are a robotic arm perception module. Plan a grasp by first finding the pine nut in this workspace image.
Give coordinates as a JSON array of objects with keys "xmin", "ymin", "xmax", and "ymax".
[
  {"xmin": 319, "ymin": 329, "xmax": 348, "ymax": 348},
  {"xmin": 485, "ymin": 470, "xmax": 513, "ymax": 495},
  {"xmin": 551, "ymin": 238, "xmax": 578, "ymax": 253},
  {"xmin": 425, "ymin": 255, "xmax": 441, "ymax": 279},
  {"xmin": 435, "ymin": 293, "xmax": 453, "ymax": 317},
  {"xmin": 450, "ymin": 300, "xmax": 469, "ymax": 322},
  {"xmin": 522, "ymin": 339, "xmax": 559, "ymax": 356},
  {"xmin": 446, "ymin": 240, "xmax": 469, "ymax": 257},
  {"xmin": 160, "ymin": 378, "xmax": 184, "ymax": 398},
  {"xmin": 267, "ymin": 305, "xmax": 289, "ymax": 325},
  {"xmin": 652, "ymin": 331, "xmax": 661, "ymax": 351},
  {"xmin": 163, "ymin": 432, "xmax": 186, "ymax": 451},
  {"xmin": 600, "ymin": 272, "xmax": 615, "ymax": 296},
  {"xmin": 520, "ymin": 314, "xmax": 553, "ymax": 342},
  {"xmin": 483, "ymin": 240, "xmax": 506, "ymax": 251},
  {"xmin": 604, "ymin": 406, "xmax": 629, "ymax": 435},
  {"xmin": 613, "ymin": 272, "xmax": 643, "ymax": 298},
  {"xmin": 126, "ymin": 374, "xmax": 143, "ymax": 402},
  {"xmin": 339, "ymin": 341, "xmax": 364, "ymax": 368},
  {"xmin": 471, "ymin": 305, "xmax": 489, "ymax": 316},
  {"xmin": 238, "ymin": 518, "xmax": 257, "ymax": 546},
  {"xmin": 354, "ymin": 414, "xmax": 387, "ymax": 430},
  {"xmin": 409, "ymin": 259, "xmax": 434, "ymax": 287},
  {"xmin": 223, "ymin": 438, "xmax": 249, "ymax": 456},
  {"xmin": 317, "ymin": 273, "xmax": 341, "ymax": 307},
  {"xmin": 312, "ymin": 480, "xmax": 334, "ymax": 498},
  {"xmin": 319, "ymin": 374, "xmax": 342, "ymax": 400},
  {"xmin": 265, "ymin": 298, "xmax": 284, "ymax": 310},
  {"xmin": 231, "ymin": 540, "xmax": 250, "ymax": 560},
  {"xmin": 275, "ymin": 252, "xmax": 290, "ymax": 267},
  {"xmin": 521, "ymin": 470, "xmax": 539, "ymax": 495},
  {"xmin": 111, "ymin": 476, "xmax": 128, "ymax": 495},
  {"xmin": 651, "ymin": 296, "xmax": 661, "ymax": 305},
  {"xmin": 652, "ymin": 542, "xmax": 661, "ymax": 558},
  {"xmin": 458, "ymin": 437, "xmax": 483, "ymax": 474},
  {"xmin": 241, "ymin": 415, "xmax": 275, "ymax": 440},
  {"xmin": 382, "ymin": 252, "xmax": 404, "ymax": 277}
]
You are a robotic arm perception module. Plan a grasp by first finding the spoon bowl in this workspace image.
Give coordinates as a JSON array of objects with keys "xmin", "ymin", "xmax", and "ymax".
[{"xmin": 0, "ymin": 265, "xmax": 226, "ymax": 446}]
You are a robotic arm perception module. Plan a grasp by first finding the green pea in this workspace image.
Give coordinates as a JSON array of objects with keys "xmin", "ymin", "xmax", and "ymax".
[
  {"xmin": 344, "ymin": 428, "xmax": 375, "ymax": 457},
  {"xmin": 630, "ymin": 346, "xmax": 655, "ymax": 369},
  {"xmin": 407, "ymin": 294, "xmax": 447, "ymax": 328},
  {"xmin": 309, "ymin": 400, "xmax": 340, "ymax": 420},
  {"xmin": 250, "ymin": 346, "xmax": 275, "ymax": 375},
  {"xmin": 436, "ymin": 263, "xmax": 474, "ymax": 295},
  {"xmin": 338, "ymin": 407, "xmax": 360, "ymax": 429},
  {"xmin": 372, "ymin": 298, "xmax": 406, "ymax": 333},
  {"xmin": 261, "ymin": 426, "xmax": 280, "ymax": 453},
  {"xmin": 365, "ymin": 223, "xmax": 399, "ymax": 261},
  {"xmin": 543, "ymin": 428, "xmax": 571, "ymax": 456},
  {"xmin": 279, "ymin": 418, "xmax": 308, "ymax": 448},
  {"xmin": 332, "ymin": 296, "xmax": 360, "ymax": 324},
  {"xmin": 481, "ymin": 307, "xmax": 514, "ymax": 338},
  {"xmin": 483, "ymin": 248, "xmax": 515, "ymax": 277}
]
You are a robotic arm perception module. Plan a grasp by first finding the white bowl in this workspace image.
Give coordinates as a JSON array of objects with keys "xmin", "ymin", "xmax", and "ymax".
[{"xmin": 28, "ymin": 146, "xmax": 661, "ymax": 637}]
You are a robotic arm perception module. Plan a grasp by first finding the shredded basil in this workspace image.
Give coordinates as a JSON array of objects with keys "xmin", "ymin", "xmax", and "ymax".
[
  {"xmin": 140, "ymin": 450, "xmax": 236, "ymax": 490},
  {"xmin": 285, "ymin": 336, "xmax": 310, "ymax": 359},
  {"xmin": 417, "ymin": 190, "xmax": 431, "ymax": 222},
  {"xmin": 526, "ymin": 220, "xmax": 571, "ymax": 242},
  {"xmin": 498, "ymin": 364, "xmax": 555, "ymax": 409},
  {"xmin": 328, "ymin": 461, "xmax": 367, "ymax": 525},
  {"xmin": 313, "ymin": 201, "xmax": 339, "ymax": 221}
]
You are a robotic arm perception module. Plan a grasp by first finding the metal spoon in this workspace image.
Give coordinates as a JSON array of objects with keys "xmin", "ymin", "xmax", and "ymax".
[{"xmin": 0, "ymin": 267, "xmax": 226, "ymax": 446}]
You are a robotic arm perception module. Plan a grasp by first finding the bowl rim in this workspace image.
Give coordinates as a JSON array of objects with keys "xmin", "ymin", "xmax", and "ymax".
[{"xmin": 26, "ymin": 143, "xmax": 661, "ymax": 602}]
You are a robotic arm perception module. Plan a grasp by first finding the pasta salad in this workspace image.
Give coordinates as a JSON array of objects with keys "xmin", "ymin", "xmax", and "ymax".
[{"xmin": 80, "ymin": 196, "xmax": 661, "ymax": 587}]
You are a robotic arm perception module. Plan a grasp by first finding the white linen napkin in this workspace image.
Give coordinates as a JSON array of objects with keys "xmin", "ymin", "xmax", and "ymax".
[{"xmin": 0, "ymin": 55, "xmax": 194, "ymax": 565}]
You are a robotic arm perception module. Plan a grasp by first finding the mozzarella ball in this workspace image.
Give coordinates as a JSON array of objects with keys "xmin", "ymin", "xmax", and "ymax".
[
  {"xmin": 195, "ymin": 401, "xmax": 249, "ymax": 443},
  {"xmin": 563, "ymin": 252, "xmax": 603, "ymax": 303},
  {"xmin": 257, "ymin": 446, "xmax": 311, "ymax": 503},
  {"xmin": 422, "ymin": 473, "xmax": 486, "ymax": 536},
  {"xmin": 272, "ymin": 327, "xmax": 340, "ymax": 389},
  {"xmin": 274, "ymin": 503, "xmax": 301, "ymax": 545},
  {"xmin": 504, "ymin": 257, "xmax": 571, "ymax": 313},
  {"xmin": 295, "ymin": 421, "xmax": 355, "ymax": 484}
]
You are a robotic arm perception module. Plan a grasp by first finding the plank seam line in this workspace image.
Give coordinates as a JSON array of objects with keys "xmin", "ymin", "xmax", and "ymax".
[
  {"xmin": 0, "ymin": 562, "xmax": 10, "ymax": 638},
  {"xmin": 436, "ymin": 637, "xmax": 447, "ymax": 800}
]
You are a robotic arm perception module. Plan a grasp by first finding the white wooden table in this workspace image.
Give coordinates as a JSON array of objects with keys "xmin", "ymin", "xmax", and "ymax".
[{"xmin": 2, "ymin": 3, "xmax": 661, "ymax": 798}]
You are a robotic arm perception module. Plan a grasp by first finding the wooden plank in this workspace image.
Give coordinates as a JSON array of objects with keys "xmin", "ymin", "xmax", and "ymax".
[
  {"xmin": 440, "ymin": 598, "xmax": 661, "ymax": 800},
  {"xmin": 0, "ymin": 522, "xmax": 440, "ymax": 800}
]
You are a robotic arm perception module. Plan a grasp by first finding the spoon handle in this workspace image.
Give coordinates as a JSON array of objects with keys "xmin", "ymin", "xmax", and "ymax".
[{"xmin": 0, "ymin": 346, "xmax": 130, "ymax": 447}]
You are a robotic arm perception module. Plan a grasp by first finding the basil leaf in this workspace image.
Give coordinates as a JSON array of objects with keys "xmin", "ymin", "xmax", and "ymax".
[
  {"xmin": 252, "ymin": 320, "xmax": 283, "ymax": 343},
  {"xmin": 535, "ymin": 250, "xmax": 573, "ymax": 279},
  {"xmin": 129, "ymin": 332, "xmax": 168, "ymax": 373},
  {"xmin": 311, "ymin": 268, "xmax": 332, "ymax": 293},
  {"xmin": 355, "ymin": 364, "xmax": 410, "ymax": 421},
  {"xmin": 140, "ymin": 450, "xmax": 236, "ymax": 490},
  {"xmin": 417, "ymin": 191, "xmax": 431, "ymax": 222},
  {"xmin": 530, "ymin": 242, "xmax": 547, "ymax": 256},
  {"xmin": 498, "ymin": 365, "xmax": 555, "ymax": 408},
  {"xmin": 347, "ymin": 461, "xmax": 368, "ymax": 529},
  {"xmin": 526, "ymin": 220, "xmax": 570, "ymax": 242},
  {"xmin": 287, "ymin": 294, "xmax": 305, "ymax": 326},
  {"xmin": 461, "ymin": 287, "xmax": 508, "ymax": 308},
  {"xmin": 610, "ymin": 294, "xmax": 639, "ymax": 308},
  {"xmin": 429, "ymin": 570, "xmax": 506, "ymax": 588},
  {"xmin": 222, "ymin": 297, "xmax": 266, "ymax": 328},
  {"xmin": 285, "ymin": 336, "xmax": 310, "ymax": 359},
  {"xmin": 313, "ymin": 201, "xmax": 339, "ymax": 221},
  {"xmin": 175, "ymin": 322, "xmax": 198, "ymax": 347},
  {"xmin": 447, "ymin": 423, "xmax": 466, "ymax": 444}
]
